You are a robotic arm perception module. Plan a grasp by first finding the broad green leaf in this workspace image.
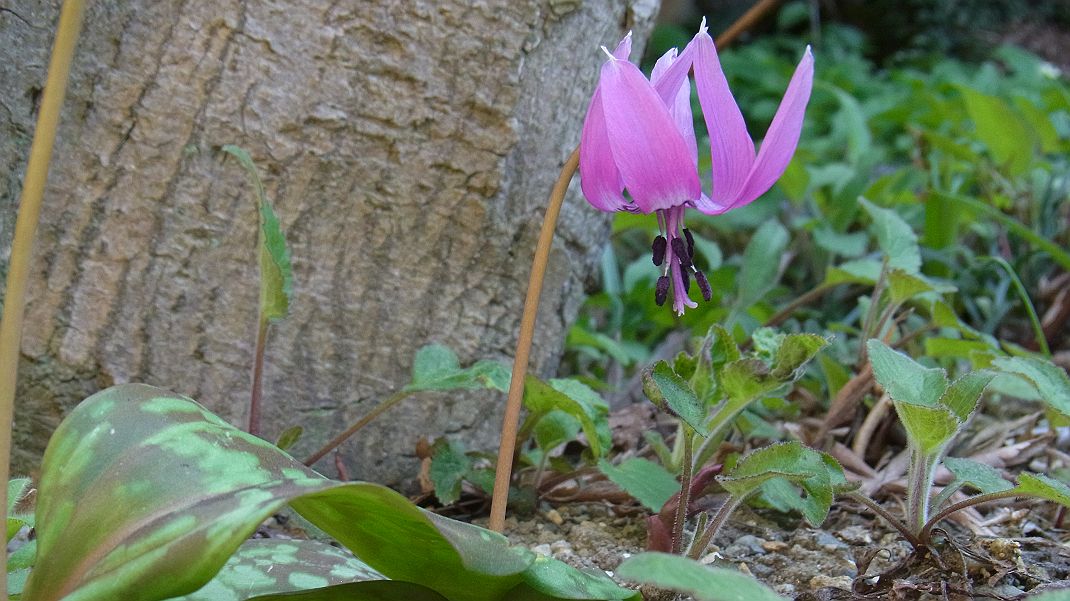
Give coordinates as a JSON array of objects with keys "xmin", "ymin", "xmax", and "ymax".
[
  {"xmin": 1022, "ymin": 591, "xmax": 1070, "ymax": 601},
  {"xmin": 886, "ymin": 270, "xmax": 935, "ymax": 304},
  {"xmin": 178, "ymin": 539, "xmax": 382, "ymax": 601},
  {"xmin": 404, "ymin": 345, "xmax": 510, "ymax": 393},
  {"xmin": 708, "ymin": 325, "xmax": 741, "ymax": 367},
  {"xmin": 524, "ymin": 378, "xmax": 610, "ymax": 459},
  {"xmin": 509, "ymin": 554, "xmax": 641, "ymax": 600},
  {"xmin": 222, "ymin": 145, "xmax": 293, "ymax": 322},
  {"xmin": 960, "ymin": 87, "xmax": 1033, "ymax": 175},
  {"xmin": 859, "ymin": 198, "xmax": 921, "ymax": 274},
  {"xmin": 616, "ymin": 553, "xmax": 784, "ymax": 601},
  {"xmin": 598, "ymin": 458, "xmax": 679, "ymax": 512},
  {"xmin": 7, "ymin": 478, "xmax": 33, "ymax": 542},
  {"xmin": 719, "ymin": 359, "xmax": 779, "ymax": 404},
  {"xmin": 824, "ymin": 258, "xmax": 881, "ymax": 285},
  {"xmin": 893, "ymin": 402, "xmax": 960, "ymax": 454},
  {"xmin": 923, "ymin": 338, "xmax": 996, "ymax": 362},
  {"xmin": 991, "ymin": 355, "xmax": 1070, "ymax": 418},
  {"xmin": 770, "ymin": 333, "xmax": 829, "ymax": 380},
  {"xmin": 533, "ymin": 410, "xmax": 581, "ymax": 454},
  {"xmin": 735, "ymin": 221, "xmax": 789, "ymax": 311},
  {"xmin": 275, "ymin": 426, "xmax": 304, "ymax": 451},
  {"xmin": 643, "ymin": 362, "xmax": 707, "ymax": 435},
  {"xmin": 937, "ymin": 371, "xmax": 994, "ymax": 422},
  {"xmin": 717, "ymin": 442, "xmax": 839, "ymax": 525},
  {"xmin": 25, "ymin": 384, "xmax": 633, "ymax": 601},
  {"xmin": 429, "ymin": 438, "xmax": 472, "ymax": 506},
  {"xmin": 813, "ymin": 227, "xmax": 867, "ymax": 258},
  {"xmin": 866, "ymin": 339, "xmax": 948, "ymax": 407},
  {"xmin": 1014, "ymin": 473, "xmax": 1070, "ymax": 508},
  {"xmin": 942, "ymin": 458, "xmax": 1012, "ymax": 494},
  {"xmin": 248, "ymin": 581, "xmax": 451, "ymax": 600}
]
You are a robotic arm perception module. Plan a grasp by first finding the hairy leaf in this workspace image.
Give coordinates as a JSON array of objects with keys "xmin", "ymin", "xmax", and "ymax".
[
  {"xmin": 1014, "ymin": 473, "xmax": 1070, "ymax": 508},
  {"xmin": 942, "ymin": 458, "xmax": 1012, "ymax": 495},
  {"xmin": 992, "ymin": 355, "xmax": 1070, "ymax": 418},
  {"xmin": 867, "ymin": 339, "xmax": 948, "ymax": 407},
  {"xmin": 717, "ymin": 442, "xmax": 842, "ymax": 526},
  {"xmin": 859, "ymin": 197, "xmax": 921, "ymax": 274},
  {"xmin": 643, "ymin": 361, "xmax": 707, "ymax": 435},
  {"xmin": 617, "ymin": 553, "xmax": 784, "ymax": 601},
  {"xmin": 429, "ymin": 438, "xmax": 472, "ymax": 506},
  {"xmin": 524, "ymin": 378, "xmax": 610, "ymax": 459},
  {"xmin": 405, "ymin": 345, "xmax": 510, "ymax": 393},
  {"xmin": 7, "ymin": 478, "xmax": 33, "ymax": 542},
  {"xmin": 598, "ymin": 458, "xmax": 679, "ymax": 513}
]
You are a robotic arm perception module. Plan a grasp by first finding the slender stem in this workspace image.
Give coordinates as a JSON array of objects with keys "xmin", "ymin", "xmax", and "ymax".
[
  {"xmin": 930, "ymin": 481, "xmax": 963, "ymax": 513},
  {"xmin": 847, "ymin": 492, "xmax": 922, "ymax": 548},
  {"xmin": 858, "ymin": 259, "xmax": 889, "ymax": 363},
  {"xmin": 918, "ymin": 489, "xmax": 1025, "ymax": 546},
  {"xmin": 302, "ymin": 389, "xmax": 412, "ymax": 466},
  {"xmin": 488, "ymin": 149, "xmax": 579, "ymax": 532},
  {"xmin": 764, "ymin": 283, "xmax": 835, "ymax": 327},
  {"xmin": 671, "ymin": 431, "xmax": 694, "ymax": 554},
  {"xmin": 906, "ymin": 446, "xmax": 938, "ymax": 534},
  {"xmin": 247, "ymin": 316, "xmax": 270, "ymax": 436},
  {"xmin": 0, "ymin": 2, "xmax": 85, "ymax": 595},
  {"xmin": 716, "ymin": 0, "xmax": 783, "ymax": 48},
  {"xmin": 686, "ymin": 495, "xmax": 742, "ymax": 560},
  {"xmin": 984, "ymin": 255, "xmax": 1051, "ymax": 357}
]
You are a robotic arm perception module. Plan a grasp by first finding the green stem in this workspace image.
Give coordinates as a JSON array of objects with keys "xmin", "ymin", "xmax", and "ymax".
[
  {"xmin": 935, "ymin": 190, "xmax": 1070, "ymax": 271},
  {"xmin": 302, "ymin": 389, "xmax": 413, "ymax": 466},
  {"xmin": 247, "ymin": 316, "xmax": 270, "ymax": 436},
  {"xmin": 0, "ymin": 2, "xmax": 85, "ymax": 595},
  {"xmin": 918, "ymin": 489, "xmax": 1025, "ymax": 546},
  {"xmin": 930, "ymin": 480, "xmax": 963, "ymax": 513},
  {"xmin": 858, "ymin": 259, "xmax": 889, "ymax": 363},
  {"xmin": 686, "ymin": 495, "xmax": 742, "ymax": 560},
  {"xmin": 906, "ymin": 445, "xmax": 938, "ymax": 534},
  {"xmin": 847, "ymin": 492, "xmax": 922, "ymax": 548},
  {"xmin": 671, "ymin": 431, "xmax": 694, "ymax": 554},
  {"xmin": 983, "ymin": 255, "xmax": 1051, "ymax": 357}
]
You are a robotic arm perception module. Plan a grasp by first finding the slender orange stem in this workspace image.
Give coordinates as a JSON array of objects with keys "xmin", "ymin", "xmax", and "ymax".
[
  {"xmin": 488, "ymin": 149, "xmax": 579, "ymax": 532},
  {"xmin": 0, "ymin": 1, "xmax": 85, "ymax": 595},
  {"xmin": 247, "ymin": 316, "xmax": 269, "ymax": 436}
]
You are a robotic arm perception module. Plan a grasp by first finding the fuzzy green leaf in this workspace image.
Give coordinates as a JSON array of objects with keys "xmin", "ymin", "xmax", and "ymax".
[
  {"xmin": 222, "ymin": 145, "xmax": 293, "ymax": 322},
  {"xmin": 6, "ymin": 478, "xmax": 33, "ymax": 542},
  {"xmin": 643, "ymin": 361, "xmax": 707, "ymax": 435},
  {"xmin": 867, "ymin": 339, "xmax": 948, "ymax": 407},
  {"xmin": 938, "ymin": 371, "xmax": 994, "ymax": 422},
  {"xmin": 886, "ymin": 270, "xmax": 935, "ymax": 304},
  {"xmin": 598, "ymin": 458, "xmax": 679, "ymax": 513},
  {"xmin": 1014, "ymin": 473, "xmax": 1070, "ymax": 508},
  {"xmin": 717, "ymin": 442, "xmax": 841, "ymax": 526},
  {"xmin": 275, "ymin": 426, "xmax": 304, "ymax": 452},
  {"xmin": 616, "ymin": 553, "xmax": 784, "ymax": 601},
  {"xmin": 859, "ymin": 198, "xmax": 921, "ymax": 274},
  {"xmin": 429, "ymin": 438, "xmax": 472, "ymax": 506},
  {"xmin": 942, "ymin": 458, "xmax": 1012, "ymax": 495},
  {"xmin": 533, "ymin": 410, "xmax": 581, "ymax": 454},
  {"xmin": 892, "ymin": 402, "xmax": 960, "ymax": 454},
  {"xmin": 404, "ymin": 345, "xmax": 510, "ymax": 393},
  {"xmin": 524, "ymin": 378, "xmax": 610, "ymax": 459},
  {"xmin": 770, "ymin": 333, "xmax": 829, "ymax": 380},
  {"xmin": 992, "ymin": 355, "xmax": 1070, "ymax": 418}
]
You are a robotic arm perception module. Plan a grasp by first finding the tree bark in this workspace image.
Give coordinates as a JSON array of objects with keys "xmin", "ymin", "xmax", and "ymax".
[{"xmin": 0, "ymin": 0, "xmax": 658, "ymax": 485}]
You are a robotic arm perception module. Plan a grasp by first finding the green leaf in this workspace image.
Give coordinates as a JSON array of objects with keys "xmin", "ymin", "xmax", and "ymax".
[
  {"xmin": 642, "ymin": 362, "xmax": 707, "ymax": 435},
  {"xmin": 960, "ymin": 87, "xmax": 1034, "ymax": 175},
  {"xmin": 429, "ymin": 438, "xmax": 472, "ymax": 506},
  {"xmin": 813, "ymin": 227, "xmax": 868, "ymax": 258},
  {"xmin": 942, "ymin": 458, "xmax": 1012, "ymax": 495},
  {"xmin": 708, "ymin": 325, "xmax": 741, "ymax": 367},
  {"xmin": 866, "ymin": 339, "xmax": 948, "ymax": 407},
  {"xmin": 533, "ymin": 410, "xmax": 581, "ymax": 454},
  {"xmin": 177, "ymin": 539, "xmax": 382, "ymax": 600},
  {"xmin": 735, "ymin": 221, "xmax": 789, "ymax": 311},
  {"xmin": 524, "ymin": 378, "xmax": 610, "ymax": 459},
  {"xmin": 222, "ymin": 145, "xmax": 293, "ymax": 322},
  {"xmin": 248, "ymin": 581, "xmax": 451, "ymax": 600},
  {"xmin": 616, "ymin": 553, "xmax": 784, "ymax": 601},
  {"xmin": 598, "ymin": 458, "xmax": 679, "ymax": 512},
  {"xmin": 886, "ymin": 270, "xmax": 936, "ymax": 304},
  {"xmin": 938, "ymin": 371, "xmax": 993, "ymax": 422},
  {"xmin": 25, "ymin": 384, "xmax": 633, "ymax": 601},
  {"xmin": 770, "ymin": 333, "xmax": 829, "ymax": 380},
  {"xmin": 404, "ymin": 345, "xmax": 510, "ymax": 393},
  {"xmin": 859, "ymin": 197, "xmax": 921, "ymax": 274},
  {"xmin": 275, "ymin": 426, "xmax": 304, "ymax": 451},
  {"xmin": 7, "ymin": 478, "xmax": 33, "ymax": 542},
  {"xmin": 717, "ymin": 442, "xmax": 841, "ymax": 526},
  {"xmin": 991, "ymin": 355, "xmax": 1070, "ymax": 418},
  {"xmin": 824, "ymin": 258, "xmax": 882, "ymax": 286},
  {"xmin": 892, "ymin": 402, "xmax": 960, "ymax": 454},
  {"xmin": 1014, "ymin": 473, "xmax": 1070, "ymax": 508},
  {"xmin": 511, "ymin": 554, "xmax": 641, "ymax": 600}
]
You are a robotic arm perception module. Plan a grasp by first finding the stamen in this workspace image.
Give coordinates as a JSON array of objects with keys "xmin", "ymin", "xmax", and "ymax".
[
  {"xmin": 695, "ymin": 270, "xmax": 712, "ymax": 301},
  {"xmin": 655, "ymin": 276, "xmax": 670, "ymax": 306},
  {"xmin": 671, "ymin": 238, "xmax": 693, "ymax": 269},
  {"xmin": 681, "ymin": 268, "xmax": 690, "ymax": 293},
  {"xmin": 652, "ymin": 236, "xmax": 667, "ymax": 266},
  {"xmin": 683, "ymin": 228, "xmax": 695, "ymax": 259}
]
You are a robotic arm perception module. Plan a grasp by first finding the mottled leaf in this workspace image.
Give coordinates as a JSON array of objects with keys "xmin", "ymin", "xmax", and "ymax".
[
  {"xmin": 509, "ymin": 554, "xmax": 641, "ymax": 600},
  {"xmin": 617, "ymin": 553, "xmax": 784, "ymax": 601},
  {"xmin": 598, "ymin": 458, "xmax": 679, "ymax": 512},
  {"xmin": 248, "ymin": 581, "xmax": 450, "ymax": 600}
]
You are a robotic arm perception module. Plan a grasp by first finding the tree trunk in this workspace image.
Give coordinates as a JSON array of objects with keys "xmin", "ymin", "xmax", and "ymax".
[{"xmin": 0, "ymin": 0, "xmax": 658, "ymax": 485}]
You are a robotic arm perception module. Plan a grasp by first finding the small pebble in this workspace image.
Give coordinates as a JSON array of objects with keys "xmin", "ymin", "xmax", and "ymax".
[
  {"xmin": 762, "ymin": 540, "xmax": 789, "ymax": 552},
  {"xmin": 809, "ymin": 574, "xmax": 853, "ymax": 591},
  {"xmin": 699, "ymin": 551, "xmax": 724, "ymax": 565},
  {"xmin": 550, "ymin": 540, "xmax": 572, "ymax": 556},
  {"xmin": 815, "ymin": 532, "xmax": 847, "ymax": 551},
  {"xmin": 774, "ymin": 583, "xmax": 796, "ymax": 596},
  {"xmin": 545, "ymin": 509, "xmax": 563, "ymax": 525},
  {"xmin": 837, "ymin": 525, "xmax": 873, "ymax": 545}
]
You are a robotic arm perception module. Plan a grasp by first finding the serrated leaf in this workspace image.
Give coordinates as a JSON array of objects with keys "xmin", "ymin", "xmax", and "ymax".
[
  {"xmin": 938, "ymin": 371, "xmax": 994, "ymax": 422},
  {"xmin": 275, "ymin": 426, "xmax": 303, "ymax": 451},
  {"xmin": 735, "ymin": 221, "xmax": 789, "ymax": 311},
  {"xmin": 177, "ymin": 539, "xmax": 382, "ymax": 600},
  {"xmin": 717, "ymin": 442, "xmax": 841, "ymax": 525},
  {"xmin": 524, "ymin": 377, "xmax": 610, "ymax": 459},
  {"xmin": 708, "ymin": 325, "xmax": 741, "ymax": 367},
  {"xmin": 859, "ymin": 197, "xmax": 921, "ymax": 274},
  {"xmin": 991, "ymin": 355, "xmax": 1070, "ymax": 418},
  {"xmin": 892, "ymin": 402, "xmax": 960, "ymax": 454},
  {"xmin": 866, "ymin": 339, "xmax": 948, "ymax": 407},
  {"xmin": 770, "ymin": 333, "xmax": 829, "ymax": 380},
  {"xmin": 222, "ymin": 145, "xmax": 293, "ymax": 322},
  {"xmin": 886, "ymin": 269, "xmax": 934, "ymax": 304},
  {"xmin": 617, "ymin": 553, "xmax": 784, "ymax": 601},
  {"xmin": 942, "ymin": 458, "xmax": 1012, "ymax": 495},
  {"xmin": 598, "ymin": 458, "xmax": 679, "ymax": 512},
  {"xmin": 24, "ymin": 384, "xmax": 633, "ymax": 601},
  {"xmin": 7, "ymin": 478, "xmax": 33, "ymax": 542},
  {"xmin": 429, "ymin": 438, "xmax": 472, "ymax": 506},
  {"xmin": 1014, "ymin": 473, "xmax": 1070, "ymax": 508},
  {"xmin": 643, "ymin": 362, "xmax": 707, "ymax": 435}
]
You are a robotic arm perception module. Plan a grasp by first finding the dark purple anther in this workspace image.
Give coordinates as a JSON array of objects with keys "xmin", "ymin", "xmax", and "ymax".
[
  {"xmin": 652, "ymin": 235, "xmax": 667, "ymax": 266},
  {"xmin": 671, "ymin": 238, "xmax": 692, "ymax": 268},
  {"xmin": 683, "ymin": 228, "xmax": 695, "ymax": 258},
  {"xmin": 695, "ymin": 269, "xmax": 712, "ymax": 301},
  {"xmin": 655, "ymin": 276, "xmax": 670, "ymax": 306},
  {"xmin": 681, "ymin": 268, "xmax": 690, "ymax": 293}
]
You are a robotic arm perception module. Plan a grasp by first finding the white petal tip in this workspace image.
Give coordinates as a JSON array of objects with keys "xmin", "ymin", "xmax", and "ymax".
[
  {"xmin": 600, "ymin": 45, "xmax": 614, "ymax": 60},
  {"xmin": 699, "ymin": 17, "xmax": 708, "ymax": 34}
]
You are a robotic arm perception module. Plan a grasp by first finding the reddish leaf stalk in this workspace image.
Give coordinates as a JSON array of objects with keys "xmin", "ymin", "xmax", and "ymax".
[{"xmin": 247, "ymin": 316, "xmax": 269, "ymax": 436}]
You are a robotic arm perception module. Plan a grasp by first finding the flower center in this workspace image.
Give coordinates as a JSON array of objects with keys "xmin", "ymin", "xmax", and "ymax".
[{"xmin": 652, "ymin": 207, "xmax": 711, "ymax": 315}]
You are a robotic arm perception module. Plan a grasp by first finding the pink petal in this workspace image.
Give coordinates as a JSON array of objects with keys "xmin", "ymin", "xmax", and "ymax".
[
  {"xmin": 693, "ymin": 193, "xmax": 733, "ymax": 216},
  {"xmin": 732, "ymin": 47, "xmax": 815, "ymax": 207},
  {"xmin": 651, "ymin": 48, "xmax": 698, "ymax": 165},
  {"xmin": 692, "ymin": 30, "xmax": 755, "ymax": 206},
  {"xmin": 579, "ymin": 85, "xmax": 630, "ymax": 212},
  {"xmin": 599, "ymin": 58, "xmax": 700, "ymax": 213},
  {"xmin": 612, "ymin": 32, "xmax": 633, "ymax": 61}
]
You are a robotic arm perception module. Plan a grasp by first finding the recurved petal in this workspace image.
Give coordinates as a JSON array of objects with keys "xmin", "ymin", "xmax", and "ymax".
[
  {"xmin": 651, "ymin": 48, "xmax": 698, "ymax": 164},
  {"xmin": 732, "ymin": 46, "xmax": 815, "ymax": 208},
  {"xmin": 599, "ymin": 58, "xmax": 700, "ymax": 213},
  {"xmin": 692, "ymin": 29, "xmax": 755, "ymax": 206},
  {"xmin": 612, "ymin": 32, "xmax": 633, "ymax": 61},
  {"xmin": 579, "ymin": 85, "xmax": 630, "ymax": 212}
]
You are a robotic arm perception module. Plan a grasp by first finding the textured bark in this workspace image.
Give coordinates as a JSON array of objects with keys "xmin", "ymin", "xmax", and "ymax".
[{"xmin": 0, "ymin": 0, "xmax": 658, "ymax": 485}]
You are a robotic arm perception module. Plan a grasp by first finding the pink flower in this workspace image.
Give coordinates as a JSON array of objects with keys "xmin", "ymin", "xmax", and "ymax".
[{"xmin": 579, "ymin": 21, "xmax": 814, "ymax": 315}]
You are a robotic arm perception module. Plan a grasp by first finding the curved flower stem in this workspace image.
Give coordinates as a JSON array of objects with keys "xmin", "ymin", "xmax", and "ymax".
[
  {"xmin": 848, "ymin": 492, "xmax": 923, "ymax": 548},
  {"xmin": 686, "ymin": 495, "xmax": 743, "ymax": 560},
  {"xmin": 302, "ymin": 389, "xmax": 413, "ymax": 466},
  {"xmin": 917, "ymin": 490, "xmax": 1024, "ymax": 547},
  {"xmin": 488, "ymin": 149, "xmax": 579, "ymax": 532},
  {"xmin": 0, "ymin": 1, "xmax": 85, "ymax": 593},
  {"xmin": 247, "ymin": 315, "xmax": 270, "ymax": 435},
  {"xmin": 671, "ymin": 431, "xmax": 695, "ymax": 554}
]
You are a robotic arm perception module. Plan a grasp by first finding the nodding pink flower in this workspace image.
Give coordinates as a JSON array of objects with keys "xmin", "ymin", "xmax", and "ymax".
[{"xmin": 579, "ymin": 21, "xmax": 814, "ymax": 315}]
